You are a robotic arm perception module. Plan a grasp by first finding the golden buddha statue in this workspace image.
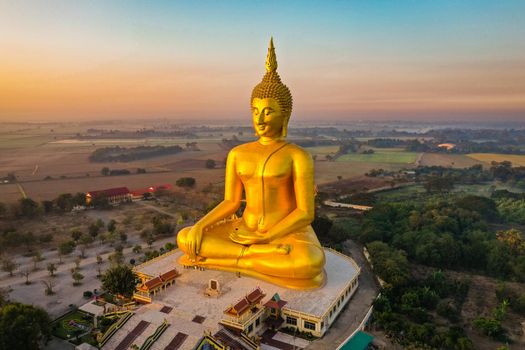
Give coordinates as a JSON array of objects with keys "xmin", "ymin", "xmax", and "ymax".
[{"xmin": 177, "ymin": 38, "xmax": 326, "ymax": 289}]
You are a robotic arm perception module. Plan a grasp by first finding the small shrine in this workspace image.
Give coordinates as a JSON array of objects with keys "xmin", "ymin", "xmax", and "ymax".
[{"xmin": 205, "ymin": 279, "xmax": 221, "ymax": 297}]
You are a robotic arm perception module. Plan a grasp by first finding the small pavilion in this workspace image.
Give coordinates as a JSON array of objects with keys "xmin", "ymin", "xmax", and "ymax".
[
  {"xmin": 220, "ymin": 287, "xmax": 266, "ymax": 336},
  {"xmin": 133, "ymin": 268, "xmax": 179, "ymax": 303},
  {"xmin": 263, "ymin": 293, "xmax": 287, "ymax": 330}
]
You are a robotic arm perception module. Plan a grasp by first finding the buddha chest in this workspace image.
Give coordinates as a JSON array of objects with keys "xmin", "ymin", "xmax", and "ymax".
[{"xmin": 235, "ymin": 149, "xmax": 293, "ymax": 187}]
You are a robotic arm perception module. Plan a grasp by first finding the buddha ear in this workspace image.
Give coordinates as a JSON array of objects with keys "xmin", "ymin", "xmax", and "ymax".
[{"xmin": 281, "ymin": 115, "xmax": 290, "ymax": 138}]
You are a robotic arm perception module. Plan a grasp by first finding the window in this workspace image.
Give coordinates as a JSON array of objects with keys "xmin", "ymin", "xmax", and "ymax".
[
  {"xmin": 321, "ymin": 322, "xmax": 324, "ymax": 329},
  {"xmin": 256, "ymin": 317, "xmax": 260, "ymax": 327},
  {"xmin": 304, "ymin": 321, "xmax": 316, "ymax": 331},
  {"xmin": 286, "ymin": 316, "xmax": 297, "ymax": 326},
  {"xmin": 247, "ymin": 323, "xmax": 253, "ymax": 333}
]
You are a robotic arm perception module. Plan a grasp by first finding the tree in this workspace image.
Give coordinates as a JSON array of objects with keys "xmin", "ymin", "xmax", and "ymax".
[
  {"xmin": 141, "ymin": 230, "xmax": 155, "ymax": 248},
  {"xmin": 70, "ymin": 229, "xmax": 82, "ymax": 241},
  {"xmin": 175, "ymin": 177, "xmax": 196, "ymax": 188},
  {"xmin": 101, "ymin": 167, "xmax": 110, "ymax": 176},
  {"xmin": 78, "ymin": 234, "xmax": 94, "ymax": 258},
  {"xmin": 32, "ymin": 252, "xmax": 43, "ymax": 271},
  {"xmin": 54, "ymin": 193, "xmax": 74, "ymax": 212},
  {"xmin": 101, "ymin": 265, "xmax": 139, "ymax": 298},
  {"xmin": 367, "ymin": 241, "xmax": 410, "ymax": 286},
  {"xmin": 473, "ymin": 300, "xmax": 508, "ymax": 340},
  {"xmin": 46, "ymin": 263, "xmax": 57, "ymax": 277},
  {"xmin": 42, "ymin": 280, "xmax": 55, "ymax": 295},
  {"xmin": 424, "ymin": 175, "xmax": 454, "ymax": 193},
  {"xmin": 18, "ymin": 198, "xmax": 39, "ymax": 218},
  {"xmin": 205, "ymin": 159, "xmax": 216, "ymax": 169},
  {"xmin": 41, "ymin": 200, "xmax": 54, "ymax": 214},
  {"xmin": 21, "ymin": 268, "xmax": 31, "ymax": 285},
  {"xmin": 72, "ymin": 270, "xmax": 84, "ymax": 286},
  {"xmin": 96, "ymin": 218, "xmax": 104, "ymax": 228},
  {"xmin": 72, "ymin": 192, "xmax": 86, "ymax": 207},
  {"xmin": 107, "ymin": 219, "xmax": 117, "ymax": 233},
  {"xmin": 1, "ymin": 258, "xmax": 17, "ymax": 277},
  {"xmin": 0, "ymin": 302, "xmax": 51, "ymax": 349},
  {"xmin": 496, "ymin": 228, "xmax": 525, "ymax": 254},
  {"xmin": 58, "ymin": 241, "xmax": 75, "ymax": 263},
  {"xmin": 88, "ymin": 223, "xmax": 100, "ymax": 238}
]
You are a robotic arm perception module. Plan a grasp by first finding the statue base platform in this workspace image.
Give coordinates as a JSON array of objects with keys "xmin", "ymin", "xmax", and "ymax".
[{"xmin": 105, "ymin": 248, "xmax": 360, "ymax": 349}]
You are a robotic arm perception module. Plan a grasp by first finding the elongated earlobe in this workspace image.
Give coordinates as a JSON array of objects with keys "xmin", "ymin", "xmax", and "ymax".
[{"xmin": 281, "ymin": 116, "xmax": 289, "ymax": 138}]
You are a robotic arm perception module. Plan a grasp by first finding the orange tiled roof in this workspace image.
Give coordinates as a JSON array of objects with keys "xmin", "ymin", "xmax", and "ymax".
[
  {"xmin": 160, "ymin": 268, "xmax": 179, "ymax": 281},
  {"xmin": 246, "ymin": 287, "xmax": 265, "ymax": 304}
]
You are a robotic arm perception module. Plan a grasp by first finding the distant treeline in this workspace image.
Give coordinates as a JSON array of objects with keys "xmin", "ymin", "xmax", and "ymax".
[
  {"xmin": 83, "ymin": 128, "xmax": 196, "ymax": 138},
  {"xmin": 89, "ymin": 145, "xmax": 184, "ymax": 162}
]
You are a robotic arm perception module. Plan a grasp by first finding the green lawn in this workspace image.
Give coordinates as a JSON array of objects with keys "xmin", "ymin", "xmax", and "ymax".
[
  {"xmin": 336, "ymin": 149, "xmax": 418, "ymax": 164},
  {"xmin": 52, "ymin": 310, "xmax": 93, "ymax": 340}
]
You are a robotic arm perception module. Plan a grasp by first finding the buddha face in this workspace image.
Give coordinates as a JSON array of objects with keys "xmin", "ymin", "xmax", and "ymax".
[{"xmin": 251, "ymin": 98, "xmax": 285, "ymax": 139}]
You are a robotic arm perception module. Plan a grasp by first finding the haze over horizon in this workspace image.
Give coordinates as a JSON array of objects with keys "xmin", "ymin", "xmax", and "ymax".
[{"xmin": 1, "ymin": 0, "xmax": 524, "ymax": 123}]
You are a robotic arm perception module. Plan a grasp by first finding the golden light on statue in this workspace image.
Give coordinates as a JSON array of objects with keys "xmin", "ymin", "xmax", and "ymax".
[{"xmin": 177, "ymin": 38, "xmax": 326, "ymax": 289}]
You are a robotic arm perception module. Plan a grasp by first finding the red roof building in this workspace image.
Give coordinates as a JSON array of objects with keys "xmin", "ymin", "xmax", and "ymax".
[{"xmin": 86, "ymin": 187, "xmax": 131, "ymax": 205}]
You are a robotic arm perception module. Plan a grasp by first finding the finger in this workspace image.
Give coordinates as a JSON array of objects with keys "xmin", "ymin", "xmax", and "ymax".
[{"xmin": 195, "ymin": 237, "xmax": 200, "ymax": 255}]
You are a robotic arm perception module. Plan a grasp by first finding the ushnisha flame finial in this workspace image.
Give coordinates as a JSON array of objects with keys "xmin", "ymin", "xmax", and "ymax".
[
  {"xmin": 265, "ymin": 37, "xmax": 278, "ymax": 73},
  {"xmin": 251, "ymin": 37, "xmax": 293, "ymax": 137}
]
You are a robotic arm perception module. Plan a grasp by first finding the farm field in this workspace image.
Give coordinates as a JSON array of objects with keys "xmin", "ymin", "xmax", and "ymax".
[
  {"xmin": 305, "ymin": 145, "xmax": 339, "ymax": 156},
  {"xmin": 467, "ymin": 153, "xmax": 525, "ymax": 166},
  {"xmin": 419, "ymin": 153, "xmax": 481, "ymax": 168},
  {"xmin": 336, "ymin": 149, "xmax": 419, "ymax": 164},
  {"xmin": 4, "ymin": 123, "xmax": 522, "ymax": 204}
]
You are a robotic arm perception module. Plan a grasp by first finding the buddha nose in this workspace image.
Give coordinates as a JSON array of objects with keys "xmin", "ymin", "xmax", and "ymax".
[{"xmin": 257, "ymin": 113, "xmax": 265, "ymax": 124}]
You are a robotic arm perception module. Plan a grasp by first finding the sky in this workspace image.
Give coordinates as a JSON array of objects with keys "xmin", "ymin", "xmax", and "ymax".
[{"xmin": 0, "ymin": 0, "xmax": 524, "ymax": 123}]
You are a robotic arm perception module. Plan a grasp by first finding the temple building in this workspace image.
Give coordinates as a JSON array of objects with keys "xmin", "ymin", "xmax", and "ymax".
[
  {"xmin": 86, "ymin": 187, "xmax": 131, "ymax": 206},
  {"xmin": 220, "ymin": 287, "xmax": 266, "ymax": 337}
]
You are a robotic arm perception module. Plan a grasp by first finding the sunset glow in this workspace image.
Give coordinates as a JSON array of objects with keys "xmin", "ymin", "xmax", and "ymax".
[{"xmin": 1, "ymin": 0, "xmax": 524, "ymax": 122}]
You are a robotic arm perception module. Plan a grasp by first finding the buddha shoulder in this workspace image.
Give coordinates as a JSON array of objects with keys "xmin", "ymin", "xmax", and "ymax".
[
  {"xmin": 286, "ymin": 143, "xmax": 314, "ymax": 164},
  {"xmin": 227, "ymin": 141, "xmax": 258, "ymax": 157}
]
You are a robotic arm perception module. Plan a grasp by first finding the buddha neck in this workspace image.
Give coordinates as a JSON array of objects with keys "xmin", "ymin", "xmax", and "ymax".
[{"xmin": 258, "ymin": 136, "xmax": 285, "ymax": 146}]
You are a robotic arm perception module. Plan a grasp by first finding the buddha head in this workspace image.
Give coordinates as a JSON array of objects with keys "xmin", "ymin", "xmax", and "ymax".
[{"xmin": 251, "ymin": 38, "xmax": 293, "ymax": 138}]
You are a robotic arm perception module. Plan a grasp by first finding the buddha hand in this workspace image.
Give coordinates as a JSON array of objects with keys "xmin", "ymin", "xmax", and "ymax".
[{"xmin": 186, "ymin": 224, "xmax": 203, "ymax": 261}]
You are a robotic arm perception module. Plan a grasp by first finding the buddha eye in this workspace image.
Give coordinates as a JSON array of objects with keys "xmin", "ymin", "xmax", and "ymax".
[{"xmin": 252, "ymin": 109, "xmax": 259, "ymax": 115}]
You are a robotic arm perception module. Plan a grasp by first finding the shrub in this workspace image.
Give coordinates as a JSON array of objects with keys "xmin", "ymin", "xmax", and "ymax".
[{"xmin": 176, "ymin": 177, "xmax": 196, "ymax": 188}]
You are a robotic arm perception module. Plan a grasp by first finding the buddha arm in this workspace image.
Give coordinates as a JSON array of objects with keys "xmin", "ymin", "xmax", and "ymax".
[
  {"xmin": 265, "ymin": 149, "xmax": 315, "ymax": 241},
  {"xmin": 194, "ymin": 150, "xmax": 243, "ymax": 230}
]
